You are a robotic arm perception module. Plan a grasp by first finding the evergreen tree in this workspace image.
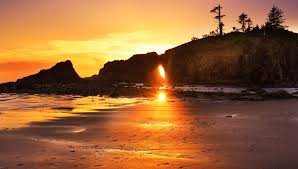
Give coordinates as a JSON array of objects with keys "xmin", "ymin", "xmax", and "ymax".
[{"xmin": 266, "ymin": 6, "xmax": 286, "ymax": 30}]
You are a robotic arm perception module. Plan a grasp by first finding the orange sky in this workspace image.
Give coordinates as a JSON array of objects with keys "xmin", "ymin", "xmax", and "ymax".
[{"xmin": 0, "ymin": 0, "xmax": 297, "ymax": 83}]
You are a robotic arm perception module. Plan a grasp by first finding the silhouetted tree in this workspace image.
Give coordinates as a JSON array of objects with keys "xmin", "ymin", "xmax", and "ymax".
[
  {"xmin": 252, "ymin": 25, "xmax": 260, "ymax": 31},
  {"xmin": 238, "ymin": 13, "xmax": 248, "ymax": 32},
  {"xmin": 202, "ymin": 30, "xmax": 218, "ymax": 38},
  {"xmin": 246, "ymin": 18, "xmax": 253, "ymax": 31},
  {"xmin": 237, "ymin": 13, "xmax": 253, "ymax": 32},
  {"xmin": 191, "ymin": 37, "xmax": 199, "ymax": 41},
  {"xmin": 210, "ymin": 4, "xmax": 225, "ymax": 36},
  {"xmin": 266, "ymin": 6, "xmax": 286, "ymax": 30},
  {"xmin": 209, "ymin": 30, "xmax": 218, "ymax": 36},
  {"xmin": 261, "ymin": 24, "xmax": 267, "ymax": 36}
]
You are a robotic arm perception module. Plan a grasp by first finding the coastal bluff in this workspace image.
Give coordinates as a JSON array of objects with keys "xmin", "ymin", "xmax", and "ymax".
[{"xmin": 98, "ymin": 30, "xmax": 298, "ymax": 86}]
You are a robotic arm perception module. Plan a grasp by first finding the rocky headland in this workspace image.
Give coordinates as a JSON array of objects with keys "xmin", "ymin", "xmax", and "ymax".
[{"xmin": 0, "ymin": 30, "xmax": 298, "ymax": 100}]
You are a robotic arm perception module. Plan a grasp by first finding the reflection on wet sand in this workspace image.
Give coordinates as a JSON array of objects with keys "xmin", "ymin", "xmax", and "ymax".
[
  {"xmin": 83, "ymin": 91, "xmax": 211, "ymax": 168},
  {"xmin": 0, "ymin": 92, "xmax": 211, "ymax": 168},
  {"xmin": 0, "ymin": 109, "xmax": 75, "ymax": 129},
  {"xmin": 0, "ymin": 94, "xmax": 144, "ymax": 129}
]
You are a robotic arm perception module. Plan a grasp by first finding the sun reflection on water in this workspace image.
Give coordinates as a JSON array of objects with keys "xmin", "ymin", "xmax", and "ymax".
[
  {"xmin": 158, "ymin": 91, "xmax": 167, "ymax": 102},
  {"xmin": 141, "ymin": 121, "xmax": 175, "ymax": 130}
]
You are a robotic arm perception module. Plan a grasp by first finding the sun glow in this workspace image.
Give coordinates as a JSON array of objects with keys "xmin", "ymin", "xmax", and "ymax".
[
  {"xmin": 158, "ymin": 65, "xmax": 166, "ymax": 80},
  {"xmin": 158, "ymin": 91, "xmax": 166, "ymax": 102}
]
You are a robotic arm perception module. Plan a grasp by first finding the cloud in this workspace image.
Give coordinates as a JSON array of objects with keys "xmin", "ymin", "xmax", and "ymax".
[{"xmin": 48, "ymin": 30, "xmax": 180, "ymax": 57}]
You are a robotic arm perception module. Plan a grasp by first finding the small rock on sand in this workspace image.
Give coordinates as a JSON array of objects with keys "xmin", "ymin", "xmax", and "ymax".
[{"xmin": 157, "ymin": 162, "xmax": 170, "ymax": 166}]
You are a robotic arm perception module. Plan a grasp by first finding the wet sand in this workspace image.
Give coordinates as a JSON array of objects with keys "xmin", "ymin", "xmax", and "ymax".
[{"xmin": 1, "ymin": 95, "xmax": 298, "ymax": 169}]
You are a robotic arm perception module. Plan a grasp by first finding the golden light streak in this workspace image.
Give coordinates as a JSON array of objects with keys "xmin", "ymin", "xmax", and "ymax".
[{"xmin": 158, "ymin": 65, "xmax": 166, "ymax": 80}]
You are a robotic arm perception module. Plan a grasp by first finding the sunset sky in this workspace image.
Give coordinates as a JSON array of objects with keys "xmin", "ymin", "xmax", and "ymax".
[{"xmin": 0, "ymin": 0, "xmax": 297, "ymax": 83}]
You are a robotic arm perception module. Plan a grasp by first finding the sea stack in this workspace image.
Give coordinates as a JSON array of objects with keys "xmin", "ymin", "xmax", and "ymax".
[{"xmin": 16, "ymin": 60, "xmax": 81, "ymax": 86}]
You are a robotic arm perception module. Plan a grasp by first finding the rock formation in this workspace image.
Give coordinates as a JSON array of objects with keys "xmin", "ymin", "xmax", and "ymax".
[
  {"xmin": 98, "ymin": 52, "xmax": 162, "ymax": 83},
  {"xmin": 16, "ymin": 60, "xmax": 81, "ymax": 86},
  {"xmin": 98, "ymin": 30, "xmax": 298, "ymax": 86}
]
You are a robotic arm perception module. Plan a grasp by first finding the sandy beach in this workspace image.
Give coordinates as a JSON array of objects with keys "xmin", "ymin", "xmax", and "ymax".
[
  {"xmin": 1, "ymin": 94, "xmax": 298, "ymax": 169},
  {"xmin": 1, "ymin": 0, "xmax": 297, "ymax": 168}
]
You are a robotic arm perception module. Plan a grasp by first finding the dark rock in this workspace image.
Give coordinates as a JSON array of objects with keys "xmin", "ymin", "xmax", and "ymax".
[
  {"xmin": 267, "ymin": 90, "xmax": 293, "ymax": 99},
  {"xmin": 0, "ymin": 82, "xmax": 16, "ymax": 92},
  {"xmin": 175, "ymin": 91, "xmax": 199, "ymax": 98},
  {"xmin": 98, "ymin": 52, "xmax": 161, "ymax": 83},
  {"xmin": 84, "ymin": 75, "xmax": 98, "ymax": 81},
  {"xmin": 241, "ymin": 88, "xmax": 267, "ymax": 95},
  {"xmin": 16, "ymin": 60, "xmax": 81, "ymax": 86},
  {"xmin": 109, "ymin": 90, "xmax": 121, "ymax": 98},
  {"xmin": 53, "ymin": 107, "xmax": 74, "ymax": 111}
]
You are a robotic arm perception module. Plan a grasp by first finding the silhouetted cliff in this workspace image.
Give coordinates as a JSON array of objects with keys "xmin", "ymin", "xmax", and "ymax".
[
  {"xmin": 98, "ymin": 52, "xmax": 162, "ymax": 83},
  {"xmin": 98, "ymin": 30, "xmax": 298, "ymax": 86}
]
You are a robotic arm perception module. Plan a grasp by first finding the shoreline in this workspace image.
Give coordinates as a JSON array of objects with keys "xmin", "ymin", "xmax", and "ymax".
[{"xmin": 0, "ymin": 85, "xmax": 297, "ymax": 101}]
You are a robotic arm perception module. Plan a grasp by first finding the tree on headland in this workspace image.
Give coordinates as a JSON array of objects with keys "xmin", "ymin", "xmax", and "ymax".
[
  {"xmin": 246, "ymin": 18, "xmax": 253, "ymax": 31},
  {"xmin": 238, "ymin": 13, "xmax": 248, "ymax": 32},
  {"xmin": 266, "ymin": 6, "xmax": 287, "ymax": 30},
  {"xmin": 191, "ymin": 37, "xmax": 199, "ymax": 41},
  {"xmin": 237, "ymin": 13, "xmax": 253, "ymax": 32},
  {"xmin": 210, "ymin": 4, "xmax": 225, "ymax": 36},
  {"xmin": 252, "ymin": 25, "xmax": 260, "ymax": 31},
  {"xmin": 199, "ymin": 5, "xmax": 288, "ymax": 39},
  {"xmin": 232, "ymin": 27, "xmax": 238, "ymax": 32},
  {"xmin": 202, "ymin": 30, "xmax": 219, "ymax": 38}
]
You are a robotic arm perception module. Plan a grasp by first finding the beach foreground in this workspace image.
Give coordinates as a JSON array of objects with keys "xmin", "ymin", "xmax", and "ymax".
[{"xmin": 1, "ymin": 94, "xmax": 298, "ymax": 169}]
